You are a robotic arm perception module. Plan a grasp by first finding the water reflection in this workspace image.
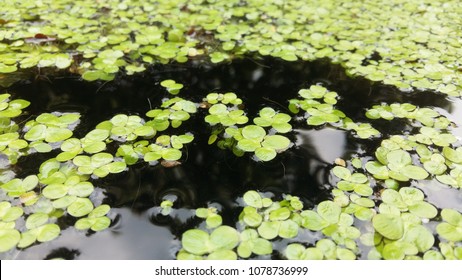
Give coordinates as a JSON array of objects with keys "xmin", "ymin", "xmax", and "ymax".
[
  {"xmin": 10, "ymin": 208, "xmax": 175, "ymax": 260},
  {"xmin": 1, "ymin": 57, "xmax": 460, "ymax": 259}
]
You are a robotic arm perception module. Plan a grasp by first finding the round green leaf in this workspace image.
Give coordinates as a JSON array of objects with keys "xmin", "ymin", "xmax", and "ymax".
[
  {"xmin": 400, "ymin": 165, "xmax": 429, "ymax": 180},
  {"xmin": 1, "ymin": 206, "xmax": 23, "ymax": 222},
  {"xmin": 243, "ymin": 191, "xmax": 263, "ymax": 208},
  {"xmin": 332, "ymin": 166, "xmax": 351, "ymax": 180},
  {"xmin": 37, "ymin": 224, "xmax": 60, "ymax": 242},
  {"xmin": 317, "ymin": 201, "xmax": 341, "ymax": 224},
  {"xmin": 252, "ymin": 238, "xmax": 272, "ymax": 255},
  {"xmin": 67, "ymin": 198, "xmax": 94, "ymax": 217},
  {"xmin": 372, "ymin": 214, "xmax": 404, "ymax": 240},
  {"xmin": 209, "ymin": 226, "xmax": 239, "ymax": 251},
  {"xmin": 336, "ymin": 248, "xmax": 356, "ymax": 260},
  {"xmin": 90, "ymin": 217, "xmax": 111, "ymax": 231},
  {"xmin": 25, "ymin": 213, "xmax": 49, "ymax": 229},
  {"xmin": 207, "ymin": 249, "xmax": 237, "ymax": 260},
  {"xmin": 365, "ymin": 161, "xmax": 389, "ymax": 179},
  {"xmin": 436, "ymin": 223, "xmax": 462, "ymax": 242},
  {"xmin": 237, "ymin": 139, "xmax": 261, "ymax": 152},
  {"xmin": 261, "ymin": 135, "xmax": 290, "ymax": 150},
  {"xmin": 301, "ymin": 210, "xmax": 329, "ymax": 231},
  {"xmin": 89, "ymin": 204, "xmax": 111, "ymax": 218},
  {"xmin": 161, "ymin": 148, "xmax": 182, "ymax": 161},
  {"xmin": 258, "ymin": 221, "xmax": 280, "ymax": 240},
  {"xmin": 279, "ymin": 220, "xmax": 299, "ymax": 238},
  {"xmin": 68, "ymin": 182, "xmax": 94, "ymax": 197},
  {"xmin": 0, "ymin": 229, "xmax": 20, "ymax": 252},
  {"xmin": 441, "ymin": 208, "xmax": 462, "ymax": 226},
  {"xmin": 181, "ymin": 229, "xmax": 209, "ymax": 255},
  {"xmin": 242, "ymin": 125, "xmax": 266, "ymax": 140},
  {"xmin": 382, "ymin": 242, "xmax": 406, "ymax": 260},
  {"xmin": 254, "ymin": 147, "xmax": 277, "ymax": 161},
  {"xmin": 42, "ymin": 184, "xmax": 68, "ymax": 199},
  {"xmin": 408, "ymin": 201, "xmax": 437, "ymax": 219},
  {"xmin": 286, "ymin": 244, "xmax": 307, "ymax": 260}
]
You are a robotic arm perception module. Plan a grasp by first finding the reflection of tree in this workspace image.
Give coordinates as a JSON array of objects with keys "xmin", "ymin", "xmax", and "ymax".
[{"xmin": 44, "ymin": 247, "xmax": 80, "ymax": 260}]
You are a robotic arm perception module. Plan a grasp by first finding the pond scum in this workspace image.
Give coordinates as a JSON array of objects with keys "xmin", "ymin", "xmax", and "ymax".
[{"xmin": 1, "ymin": 0, "xmax": 462, "ymax": 259}]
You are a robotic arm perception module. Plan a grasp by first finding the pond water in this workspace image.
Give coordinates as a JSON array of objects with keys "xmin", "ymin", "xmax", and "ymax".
[{"xmin": 1, "ymin": 58, "xmax": 461, "ymax": 259}]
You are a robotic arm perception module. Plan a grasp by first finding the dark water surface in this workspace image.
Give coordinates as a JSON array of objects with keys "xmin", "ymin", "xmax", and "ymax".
[{"xmin": 1, "ymin": 58, "xmax": 461, "ymax": 259}]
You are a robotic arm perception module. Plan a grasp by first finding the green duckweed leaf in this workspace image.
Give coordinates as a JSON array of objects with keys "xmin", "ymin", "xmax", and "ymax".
[
  {"xmin": 402, "ymin": 225, "xmax": 435, "ymax": 252},
  {"xmin": 209, "ymin": 226, "xmax": 240, "ymax": 251},
  {"xmin": 317, "ymin": 201, "xmax": 341, "ymax": 224},
  {"xmin": 336, "ymin": 248, "xmax": 356, "ymax": 260},
  {"xmin": 25, "ymin": 213, "xmax": 48, "ymax": 229},
  {"xmin": 242, "ymin": 125, "xmax": 266, "ymax": 140},
  {"xmin": 279, "ymin": 220, "xmax": 299, "ymax": 238},
  {"xmin": 332, "ymin": 166, "xmax": 351, "ymax": 180},
  {"xmin": 207, "ymin": 250, "xmax": 237, "ymax": 260},
  {"xmin": 67, "ymin": 198, "xmax": 94, "ymax": 217},
  {"xmin": 258, "ymin": 221, "xmax": 280, "ymax": 240},
  {"xmin": 372, "ymin": 214, "xmax": 404, "ymax": 240},
  {"xmin": 408, "ymin": 201, "xmax": 437, "ymax": 219},
  {"xmin": 36, "ymin": 224, "xmax": 60, "ymax": 242},
  {"xmin": 254, "ymin": 147, "xmax": 277, "ymax": 161},
  {"xmin": 441, "ymin": 209, "xmax": 462, "ymax": 226},
  {"xmin": 181, "ymin": 229, "xmax": 209, "ymax": 256},
  {"xmin": 237, "ymin": 139, "xmax": 261, "ymax": 152},
  {"xmin": 161, "ymin": 148, "xmax": 182, "ymax": 161},
  {"xmin": 243, "ymin": 191, "xmax": 263, "ymax": 208},
  {"xmin": 301, "ymin": 210, "xmax": 328, "ymax": 231},
  {"xmin": 400, "ymin": 165, "xmax": 429, "ymax": 180},
  {"xmin": 382, "ymin": 242, "xmax": 406, "ymax": 260},
  {"xmin": 0, "ymin": 229, "xmax": 20, "ymax": 252},
  {"xmin": 365, "ymin": 161, "xmax": 389, "ymax": 179},
  {"xmin": 261, "ymin": 135, "xmax": 290, "ymax": 151}
]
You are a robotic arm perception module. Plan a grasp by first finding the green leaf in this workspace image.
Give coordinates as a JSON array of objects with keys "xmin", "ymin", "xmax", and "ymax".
[
  {"xmin": 400, "ymin": 165, "xmax": 429, "ymax": 180},
  {"xmin": 317, "ymin": 201, "xmax": 341, "ymax": 224},
  {"xmin": 301, "ymin": 210, "xmax": 329, "ymax": 231},
  {"xmin": 403, "ymin": 225, "xmax": 435, "ymax": 252},
  {"xmin": 387, "ymin": 150, "xmax": 411, "ymax": 169},
  {"xmin": 67, "ymin": 198, "xmax": 94, "ymax": 217},
  {"xmin": 254, "ymin": 147, "xmax": 277, "ymax": 161},
  {"xmin": 242, "ymin": 125, "xmax": 266, "ymax": 140},
  {"xmin": 0, "ymin": 229, "xmax": 20, "ymax": 252},
  {"xmin": 90, "ymin": 217, "xmax": 111, "ymax": 231},
  {"xmin": 279, "ymin": 220, "xmax": 299, "ymax": 238},
  {"xmin": 258, "ymin": 221, "xmax": 280, "ymax": 240},
  {"xmin": 26, "ymin": 213, "xmax": 49, "ymax": 229},
  {"xmin": 261, "ymin": 135, "xmax": 290, "ymax": 150},
  {"xmin": 237, "ymin": 139, "xmax": 261, "ymax": 152},
  {"xmin": 332, "ymin": 166, "xmax": 351, "ymax": 180},
  {"xmin": 209, "ymin": 226, "xmax": 240, "ymax": 251},
  {"xmin": 365, "ymin": 161, "xmax": 389, "ymax": 179},
  {"xmin": 243, "ymin": 191, "xmax": 263, "ymax": 208},
  {"xmin": 408, "ymin": 201, "xmax": 437, "ymax": 219},
  {"xmin": 441, "ymin": 209, "xmax": 462, "ymax": 226},
  {"xmin": 42, "ymin": 184, "xmax": 68, "ymax": 199},
  {"xmin": 162, "ymin": 148, "xmax": 182, "ymax": 161},
  {"xmin": 436, "ymin": 223, "xmax": 462, "ymax": 242},
  {"xmin": 372, "ymin": 214, "xmax": 404, "ymax": 240},
  {"xmin": 36, "ymin": 224, "xmax": 60, "ymax": 242},
  {"xmin": 207, "ymin": 249, "xmax": 237, "ymax": 260},
  {"xmin": 181, "ymin": 229, "xmax": 209, "ymax": 255},
  {"xmin": 269, "ymin": 207, "xmax": 291, "ymax": 221},
  {"xmin": 382, "ymin": 242, "xmax": 406, "ymax": 260},
  {"xmin": 443, "ymin": 147, "xmax": 462, "ymax": 164},
  {"xmin": 336, "ymin": 248, "xmax": 356, "ymax": 260}
]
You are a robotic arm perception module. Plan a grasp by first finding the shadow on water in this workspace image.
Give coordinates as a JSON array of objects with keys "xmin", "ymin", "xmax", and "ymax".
[{"xmin": 1, "ymin": 57, "xmax": 457, "ymax": 259}]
